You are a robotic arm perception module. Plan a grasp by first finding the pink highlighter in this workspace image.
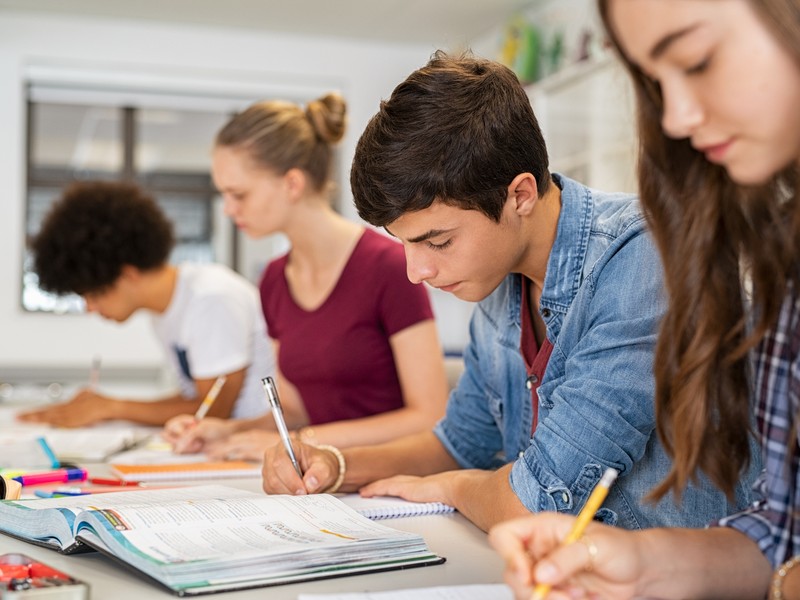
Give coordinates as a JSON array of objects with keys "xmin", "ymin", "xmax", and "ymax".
[{"xmin": 13, "ymin": 468, "xmax": 87, "ymax": 486}]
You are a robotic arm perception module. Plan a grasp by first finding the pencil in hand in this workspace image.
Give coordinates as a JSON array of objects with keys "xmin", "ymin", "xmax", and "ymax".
[
  {"xmin": 194, "ymin": 375, "xmax": 227, "ymax": 420},
  {"xmin": 532, "ymin": 467, "xmax": 619, "ymax": 599}
]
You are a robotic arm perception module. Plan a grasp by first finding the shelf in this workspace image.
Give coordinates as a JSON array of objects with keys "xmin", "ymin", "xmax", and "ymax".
[{"xmin": 525, "ymin": 51, "xmax": 616, "ymax": 96}]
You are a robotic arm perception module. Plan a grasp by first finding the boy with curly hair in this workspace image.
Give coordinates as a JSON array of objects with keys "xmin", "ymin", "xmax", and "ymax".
[{"xmin": 20, "ymin": 180, "xmax": 274, "ymax": 427}]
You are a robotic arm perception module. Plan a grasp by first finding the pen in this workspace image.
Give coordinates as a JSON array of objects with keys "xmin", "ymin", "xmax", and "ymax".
[
  {"xmin": 194, "ymin": 375, "xmax": 227, "ymax": 420},
  {"xmin": 261, "ymin": 376, "xmax": 303, "ymax": 478},
  {"xmin": 89, "ymin": 355, "xmax": 101, "ymax": 390},
  {"xmin": 532, "ymin": 467, "xmax": 619, "ymax": 600},
  {"xmin": 35, "ymin": 489, "xmax": 90, "ymax": 498},
  {"xmin": 13, "ymin": 468, "xmax": 88, "ymax": 487}
]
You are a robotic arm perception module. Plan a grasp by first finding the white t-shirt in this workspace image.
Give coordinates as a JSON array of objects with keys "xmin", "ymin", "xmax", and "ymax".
[{"xmin": 151, "ymin": 263, "xmax": 274, "ymax": 419}]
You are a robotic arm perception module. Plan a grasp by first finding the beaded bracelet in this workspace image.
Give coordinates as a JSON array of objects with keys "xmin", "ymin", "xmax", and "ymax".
[
  {"xmin": 772, "ymin": 555, "xmax": 800, "ymax": 599},
  {"xmin": 316, "ymin": 444, "xmax": 346, "ymax": 494}
]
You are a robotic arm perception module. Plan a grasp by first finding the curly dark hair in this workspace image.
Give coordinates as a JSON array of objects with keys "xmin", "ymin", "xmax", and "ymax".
[
  {"xmin": 351, "ymin": 50, "xmax": 550, "ymax": 227},
  {"xmin": 32, "ymin": 181, "xmax": 174, "ymax": 295}
]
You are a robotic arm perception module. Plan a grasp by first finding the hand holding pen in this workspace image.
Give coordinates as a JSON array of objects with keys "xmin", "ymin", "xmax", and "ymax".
[
  {"xmin": 162, "ymin": 376, "xmax": 227, "ymax": 453},
  {"xmin": 261, "ymin": 376, "xmax": 303, "ymax": 478},
  {"xmin": 194, "ymin": 375, "xmax": 227, "ymax": 420}
]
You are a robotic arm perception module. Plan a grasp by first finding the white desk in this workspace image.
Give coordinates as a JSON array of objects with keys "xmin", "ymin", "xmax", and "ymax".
[{"xmin": 0, "ymin": 498, "xmax": 504, "ymax": 598}]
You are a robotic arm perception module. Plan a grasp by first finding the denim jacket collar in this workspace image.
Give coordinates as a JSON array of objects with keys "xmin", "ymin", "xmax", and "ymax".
[
  {"xmin": 505, "ymin": 174, "xmax": 592, "ymax": 337},
  {"xmin": 540, "ymin": 173, "xmax": 592, "ymax": 316}
]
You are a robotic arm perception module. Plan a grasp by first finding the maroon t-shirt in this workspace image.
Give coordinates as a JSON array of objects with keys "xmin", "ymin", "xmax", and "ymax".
[{"xmin": 260, "ymin": 228, "xmax": 434, "ymax": 425}]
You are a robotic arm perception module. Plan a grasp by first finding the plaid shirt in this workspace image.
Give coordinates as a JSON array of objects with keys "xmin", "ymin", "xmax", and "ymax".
[{"xmin": 719, "ymin": 281, "xmax": 800, "ymax": 567}]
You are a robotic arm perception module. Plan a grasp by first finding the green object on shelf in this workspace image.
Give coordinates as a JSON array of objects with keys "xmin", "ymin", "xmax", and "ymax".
[
  {"xmin": 499, "ymin": 17, "xmax": 540, "ymax": 83},
  {"xmin": 548, "ymin": 30, "xmax": 565, "ymax": 76},
  {"xmin": 513, "ymin": 21, "xmax": 540, "ymax": 83}
]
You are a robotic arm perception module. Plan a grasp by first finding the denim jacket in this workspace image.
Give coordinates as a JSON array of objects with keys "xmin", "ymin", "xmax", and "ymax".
[{"xmin": 434, "ymin": 173, "xmax": 758, "ymax": 530}]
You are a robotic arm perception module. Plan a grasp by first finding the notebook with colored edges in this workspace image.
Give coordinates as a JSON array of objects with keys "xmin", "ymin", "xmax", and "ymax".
[{"xmin": 110, "ymin": 460, "xmax": 260, "ymax": 482}]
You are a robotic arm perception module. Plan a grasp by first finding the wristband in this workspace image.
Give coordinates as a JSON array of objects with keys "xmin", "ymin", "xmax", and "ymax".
[
  {"xmin": 772, "ymin": 555, "xmax": 800, "ymax": 600},
  {"xmin": 315, "ymin": 444, "xmax": 346, "ymax": 494}
]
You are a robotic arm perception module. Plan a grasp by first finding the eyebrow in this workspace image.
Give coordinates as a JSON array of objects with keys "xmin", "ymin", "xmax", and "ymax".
[
  {"xmin": 649, "ymin": 24, "xmax": 701, "ymax": 60},
  {"xmin": 385, "ymin": 227, "xmax": 453, "ymax": 244}
]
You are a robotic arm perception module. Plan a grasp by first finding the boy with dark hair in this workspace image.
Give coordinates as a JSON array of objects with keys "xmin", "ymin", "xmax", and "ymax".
[
  {"xmin": 262, "ymin": 52, "xmax": 757, "ymax": 532},
  {"xmin": 20, "ymin": 180, "xmax": 274, "ymax": 427}
]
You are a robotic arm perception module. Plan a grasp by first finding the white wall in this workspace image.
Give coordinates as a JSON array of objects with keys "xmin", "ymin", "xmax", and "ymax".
[{"xmin": 0, "ymin": 11, "xmax": 476, "ymax": 376}]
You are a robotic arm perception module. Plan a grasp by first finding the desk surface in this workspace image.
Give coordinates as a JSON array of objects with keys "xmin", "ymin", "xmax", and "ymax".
[{"xmin": 1, "ymin": 467, "xmax": 505, "ymax": 599}]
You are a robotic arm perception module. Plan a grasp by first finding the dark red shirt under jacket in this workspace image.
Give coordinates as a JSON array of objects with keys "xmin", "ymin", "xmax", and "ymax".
[
  {"xmin": 260, "ymin": 228, "xmax": 434, "ymax": 425},
  {"xmin": 519, "ymin": 275, "xmax": 554, "ymax": 434}
]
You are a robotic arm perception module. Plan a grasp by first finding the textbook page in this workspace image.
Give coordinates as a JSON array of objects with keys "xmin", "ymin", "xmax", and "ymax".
[
  {"xmin": 79, "ymin": 488, "xmax": 425, "ymax": 564},
  {"xmin": 298, "ymin": 584, "xmax": 513, "ymax": 600},
  {"xmin": 72, "ymin": 486, "xmax": 441, "ymax": 593}
]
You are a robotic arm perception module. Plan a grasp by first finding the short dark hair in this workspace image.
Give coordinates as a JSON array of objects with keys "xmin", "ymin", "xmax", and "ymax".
[
  {"xmin": 32, "ymin": 180, "xmax": 174, "ymax": 295},
  {"xmin": 351, "ymin": 51, "xmax": 550, "ymax": 227}
]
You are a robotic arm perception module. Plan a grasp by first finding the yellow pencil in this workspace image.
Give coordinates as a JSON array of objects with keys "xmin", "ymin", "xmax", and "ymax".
[
  {"xmin": 194, "ymin": 375, "xmax": 227, "ymax": 420},
  {"xmin": 532, "ymin": 467, "xmax": 619, "ymax": 600}
]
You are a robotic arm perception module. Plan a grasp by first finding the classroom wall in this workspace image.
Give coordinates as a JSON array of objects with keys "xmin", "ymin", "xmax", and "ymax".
[{"xmin": 0, "ymin": 11, "xmax": 474, "ymax": 379}]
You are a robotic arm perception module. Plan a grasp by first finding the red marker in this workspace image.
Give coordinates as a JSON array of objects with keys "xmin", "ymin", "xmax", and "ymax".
[{"xmin": 88, "ymin": 477, "xmax": 140, "ymax": 486}]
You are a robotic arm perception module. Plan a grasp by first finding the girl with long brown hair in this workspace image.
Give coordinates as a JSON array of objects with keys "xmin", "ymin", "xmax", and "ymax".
[{"xmin": 489, "ymin": 1, "xmax": 800, "ymax": 598}]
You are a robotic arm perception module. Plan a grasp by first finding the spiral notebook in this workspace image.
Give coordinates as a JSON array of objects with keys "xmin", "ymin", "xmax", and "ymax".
[
  {"xmin": 339, "ymin": 494, "xmax": 455, "ymax": 520},
  {"xmin": 110, "ymin": 460, "xmax": 261, "ymax": 482}
]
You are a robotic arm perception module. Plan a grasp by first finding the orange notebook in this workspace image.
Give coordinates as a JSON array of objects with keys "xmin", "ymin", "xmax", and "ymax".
[{"xmin": 110, "ymin": 460, "xmax": 261, "ymax": 482}]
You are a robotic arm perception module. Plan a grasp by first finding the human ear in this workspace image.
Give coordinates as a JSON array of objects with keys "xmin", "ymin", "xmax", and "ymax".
[
  {"xmin": 507, "ymin": 173, "xmax": 539, "ymax": 216},
  {"xmin": 284, "ymin": 168, "xmax": 307, "ymax": 201},
  {"xmin": 118, "ymin": 265, "xmax": 141, "ymax": 283}
]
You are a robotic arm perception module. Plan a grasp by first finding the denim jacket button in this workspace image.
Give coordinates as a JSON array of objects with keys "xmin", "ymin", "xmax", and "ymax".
[
  {"xmin": 541, "ymin": 308, "xmax": 551, "ymax": 318},
  {"xmin": 561, "ymin": 492, "xmax": 569, "ymax": 503}
]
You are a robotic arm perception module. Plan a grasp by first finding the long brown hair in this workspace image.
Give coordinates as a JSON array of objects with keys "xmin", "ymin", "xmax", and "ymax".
[
  {"xmin": 215, "ymin": 93, "xmax": 346, "ymax": 194},
  {"xmin": 599, "ymin": 0, "xmax": 800, "ymax": 499}
]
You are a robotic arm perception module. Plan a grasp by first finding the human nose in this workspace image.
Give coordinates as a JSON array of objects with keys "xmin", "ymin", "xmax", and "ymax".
[
  {"xmin": 404, "ymin": 246, "xmax": 436, "ymax": 285},
  {"xmin": 83, "ymin": 297, "xmax": 97, "ymax": 313},
  {"xmin": 221, "ymin": 195, "xmax": 237, "ymax": 217},
  {"xmin": 660, "ymin": 79, "xmax": 704, "ymax": 139}
]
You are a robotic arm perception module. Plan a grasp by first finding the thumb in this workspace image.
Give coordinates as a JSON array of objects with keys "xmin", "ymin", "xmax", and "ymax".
[{"xmin": 302, "ymin": 459, "xmax": 336, "ymax": 493}]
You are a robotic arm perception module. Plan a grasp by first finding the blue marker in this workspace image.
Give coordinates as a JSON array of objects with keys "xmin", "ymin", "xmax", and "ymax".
[{"xmin": 36, "ymin": 437, "xmax": 60, "ymax": 468}]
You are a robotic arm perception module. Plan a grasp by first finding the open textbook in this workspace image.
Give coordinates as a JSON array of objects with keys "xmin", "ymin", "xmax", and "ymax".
[
  {"xmin": 0, "ymin": 485, "xmax": 444, "ymax": 596},
  {"xmin": 0, "ymin": 404, "xmax": 155, "ymax": 463}
]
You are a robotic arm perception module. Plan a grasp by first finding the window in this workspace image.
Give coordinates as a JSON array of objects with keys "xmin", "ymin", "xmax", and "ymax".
[
  {"xmin": 23, "ymin": 97, "xmax": 230, "ymax": 313},
  {"xmin": 21, "ymin": 67, "xmax": 344, "ymax": 313}
]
